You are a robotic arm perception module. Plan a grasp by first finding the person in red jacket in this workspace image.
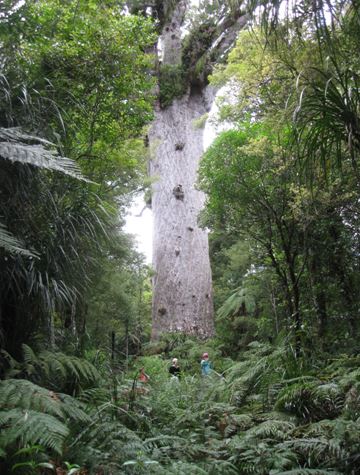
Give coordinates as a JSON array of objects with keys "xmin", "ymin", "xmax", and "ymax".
[{"xmin": 138, "ymin": 367, "xmax": 150, "ymax": 383}]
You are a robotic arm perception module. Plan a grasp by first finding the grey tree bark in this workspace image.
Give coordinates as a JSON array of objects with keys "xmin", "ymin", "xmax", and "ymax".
[
  {"xmin": 149, "ymin": 1, "xmax": 215, "ymax": 339},
  {"xmin": 149, "ymin": 0, "xmax": 247, "ymax": 339}
]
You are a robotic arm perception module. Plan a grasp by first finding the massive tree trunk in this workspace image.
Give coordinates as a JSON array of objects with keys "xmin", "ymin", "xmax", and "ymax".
[
  {"xmin": 149, "ymin": 0, "xmax": 246, "ymax": 339},
  {"xmin": 149, "ymin": 90, "xmax": 215, "ymax": 339},
  {"xmin": 149, "ymin": 1, "xmax": 215, "ymax": 339}
]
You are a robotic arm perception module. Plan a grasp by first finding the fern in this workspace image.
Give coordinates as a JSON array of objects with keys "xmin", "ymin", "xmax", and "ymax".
[
  {"xmin": 227, "ymin": 436, "xmax": 298, "ymax": 474},
  {"xmin": 0, "ymin": 409, "xmax": 68, "ymax": 454},
  {"xmin": 0, "ymin": 379, "xmax": 63, "ymax": 418},
  {"xmin": 0, "ymin": 127, "xmax": 86, "ymax": 180},
  {"xmin": 245, "ymin": 419, "xmax": 296, "ymax": 441},
  {"xmin": 0, "ymin": 377, "xmax": 89, "ymax": 461},
  {"xmin": 0, "ymin": 221, "xmax": 37, "ymax": 256},
  {"xmin": 217, "ymin": 286, "xmax": 256, "ymax": 319},
  {"xmin": 5, "ymin": 345, "xmax": 101, "ymax": 392},
  {"xmin": 272, "ymin": 470, "xmax": 342, "ymax": 474},
  {"xmin": 69, "ymin": 415, "xmax": 146, "ymax": 471},
  {"xmin": 275, "ymin": 382, "xmax": 344, "ymax": 422},
  {"xmin": 282, "ymin": 437, "xmax": 345, "ymax": 465}
]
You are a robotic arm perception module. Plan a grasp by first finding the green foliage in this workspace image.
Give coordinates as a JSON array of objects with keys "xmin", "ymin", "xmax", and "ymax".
[
  {"xmin": 217, "ymin": 286, "xmax": 256, "ymax": 320},
  {"xmin": 0, "ymin": 0, "xmax": 155, "ymax": 356},
  {"xmin": 275, "ymin": 382, "xmax": 345, "ymax": 422},
  {"xmin": 182, "ymin": 19, "xmax": 217, "ymax": 86},
  {"xmin": 3, "ymin": 344, "xmax": 100, "ymax": 393},
  {"xmin": 1, "ymin": 341, "xmax": 360, "ymax": 474},
  {"xmin": 0, "ymin": 409, "xmax": 69, "ymax": 455},
  {"xmin": 158, "ymin": 65, "xmax": 188, "ymax": 108},
  {"xmin": 0, "ymin": 127, "xmax": 85, "ymax": 180},
  {"xmin": 0, "ymin": 221, "xmax": 35, "ymax": 257},
  {"xmin": 0, "ymin": 378, "xmax": 89, "ymax": 458},
  {"xmin": 1, "ymin": 2, "xmax": 360, "ymax": 474},
  {"xmin": 0, "ymin": 378, "xmax": 88, "ymax": 421},
  {"xmin": 201, "ymin": 5, "xmax": 360, "ymax": 356}
]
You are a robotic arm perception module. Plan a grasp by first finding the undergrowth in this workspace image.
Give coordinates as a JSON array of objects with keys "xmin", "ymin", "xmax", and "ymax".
[{"xmin": 1, "ymin": 339, "xmax": 360, "ymax": 474}]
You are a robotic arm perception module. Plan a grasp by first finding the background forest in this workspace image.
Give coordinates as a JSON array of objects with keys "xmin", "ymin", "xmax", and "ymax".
[{"xmin": 1, "ymin": 0, "xmax": 360, "ymax": 474}]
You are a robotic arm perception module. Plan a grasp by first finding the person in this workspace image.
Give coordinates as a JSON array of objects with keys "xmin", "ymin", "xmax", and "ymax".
[
  {"xmin": 169, "ymin": 357, "xmax": 181, "ymax": 379},
  {"xmin": 138, "ymin": 367, "xmax": 150, "ymax": 383},
  {"xmin": 201, "ymin": 352, "xmax": 212, "ymax": 376}
]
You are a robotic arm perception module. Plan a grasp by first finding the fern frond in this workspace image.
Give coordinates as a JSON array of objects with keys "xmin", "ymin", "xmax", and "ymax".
[
  {"xmin": 70, "ymin": 416, "xmax": 146, "ymax": 470},
  {"xmin": 282, "ymin": 437, "xmax": 345, "ymax": 460},
  {"xmin": 22, "ymin": 344, "xmax": 38, "ymax": 368},
  {"xmin": 337, "ymin": 368, "xmax": 360, "ymax": 389},
  {"xmin": 0, "ymin": 409, "xmax": 68, "ymax": 454},
  {"xmin": 0, "ymin": 127, "xmax": 87, "ymax": 181},
  {"xmin": 217, "ymin": 286, "xmax": 256, "ymax": 319},
  {"xmin": 44, "ymin": 351, "xmax": 100, "ymax": 386},
  {"xmin": 273, "ymin": 469, "xmax": 342, "ymax": 474},
  {"xmin": 0, "ymin": 379, "xmax": 63, "ymax": 418},
  {"xmin": 245, "ymin": 419, "xmax": 295, "ymax": 441},
  {"xmin": 16, "ymin": 346, "xmax": 101, "ymax": 391},
  {"xmin": 275, "ymin": 382, "xmax": 344, "ymax": 421},
  {"xmin": 0, "ymin": 379, "xmax": 90, "ymax": 423},
  {"xmin": 0, "ymin": 221, "xmax": 37, "ymax": 256},
  {"xmin": 79, "ymin": 387, "xmax": 110, "ymax": 405},
  {"xmin": 54, "ymin": 393, "xmax": 90, "ymax": 423}
]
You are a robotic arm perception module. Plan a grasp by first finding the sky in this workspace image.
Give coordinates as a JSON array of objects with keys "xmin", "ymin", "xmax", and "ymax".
[{"xmin": 124, "ymin": 195, "xmax": 153, "ymax": 263}]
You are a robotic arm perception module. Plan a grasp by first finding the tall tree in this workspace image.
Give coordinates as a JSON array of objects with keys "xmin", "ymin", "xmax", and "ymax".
[
  {"xmin": 0, "ymin": 0, "xmax": 156, "ymax": 355},
  {"xmin": 200, "ymin": 2, "xmax": 360, "ymax": 353},
  {"xmin": 148, "ymin": 0, "xmax": 246, "ymax": 339}
]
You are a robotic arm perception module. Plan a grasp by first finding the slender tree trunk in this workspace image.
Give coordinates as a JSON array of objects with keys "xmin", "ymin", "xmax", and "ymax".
[{"xmin": 149, "ymin": 1, "xmax": 214, "ymax": 339}]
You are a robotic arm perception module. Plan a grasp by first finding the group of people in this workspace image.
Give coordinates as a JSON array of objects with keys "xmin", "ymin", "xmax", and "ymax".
[
  {"xmin": 138, "ymin": 353, "xmax": 212, "ymax": 383},
  {"xmin": 168, "ymin": 352, "xmax": 212, "ymax": 379}
]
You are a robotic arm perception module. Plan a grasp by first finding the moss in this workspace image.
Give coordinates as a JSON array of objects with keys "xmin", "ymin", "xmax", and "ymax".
[
  {"xmin": 158, "ymin": 64, "xmax": 187, "ymax": 108},
  {"xmin": 181, "ymin": 20, "xmax": 217, "ymax": 86},
  {"xmin": 192, "ymin": 113, "xmax": 209, "ymax": 129}
]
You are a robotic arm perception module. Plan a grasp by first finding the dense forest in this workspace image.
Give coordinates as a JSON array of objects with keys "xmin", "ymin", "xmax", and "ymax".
[{"xmin": 0, "ymin": 0, "xmax": 360, "ymax": 474}]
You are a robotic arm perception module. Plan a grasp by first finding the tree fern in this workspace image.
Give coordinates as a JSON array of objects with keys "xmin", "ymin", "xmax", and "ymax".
[
  {"xmin": 225, "ymin": 343, "xmax": 287, "ymax": 406},
  {"xmin": 217, "ymin": 286, "xmax": 256, "ymax": 320}
]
